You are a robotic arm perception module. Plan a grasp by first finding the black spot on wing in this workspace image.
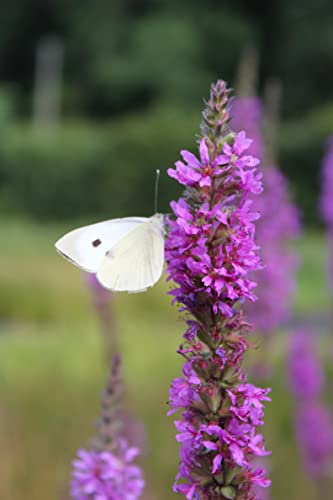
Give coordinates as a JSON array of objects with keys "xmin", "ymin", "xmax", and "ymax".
[{"xmin": 92, "ymin": 239, "xmax": 102, "ymax": 247}]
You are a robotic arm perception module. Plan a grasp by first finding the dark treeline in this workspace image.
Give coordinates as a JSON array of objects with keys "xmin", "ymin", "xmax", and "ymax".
[
  {"xmin": 0, "ymin": 1, "xmax": 332, "ymax": 223},
  {"xmin": 0, "ymin": 1, "xmax": 331, "ymax": 119}
]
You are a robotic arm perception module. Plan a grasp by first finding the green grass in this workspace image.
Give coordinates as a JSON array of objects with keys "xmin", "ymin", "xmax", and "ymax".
[
  {"xmin": 294, "ymin": 231, "xmax": 331, "ymax": 314},
  {"xmin": 0, "ymin": 219, "xmax": 330, "ymax": 499}
]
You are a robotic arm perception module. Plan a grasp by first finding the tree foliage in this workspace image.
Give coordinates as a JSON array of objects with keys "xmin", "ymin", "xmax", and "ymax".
[
  {"xmin": 2, "ymin": 0, "xmax": 330, "ymax": 119},
  {"xmin": 0, "ymin": 0, "xmax": 331, "ymax": 223}
]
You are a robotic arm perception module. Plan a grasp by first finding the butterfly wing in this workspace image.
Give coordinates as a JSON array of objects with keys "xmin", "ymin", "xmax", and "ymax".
[
  {"xmin": 55, "ymin": 217, "xmax": 148, "ymax": 273},
  {"xmin": 96, "ymin": 220, "xmax": 164, "ymax": 292}
]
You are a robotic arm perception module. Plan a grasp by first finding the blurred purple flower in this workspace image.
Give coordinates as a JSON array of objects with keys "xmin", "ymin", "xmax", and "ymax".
[
  {"xmin": 167, "ymin": 80, "xmax": 271, "ymax": 498},
  {"xmin": 295, "ymin": 403, "xmax": 333, "ymax": 479},
  {"xmin": 70, "ymin": 440, "xmax": 145, "ymax": 500},
  {"xmin": 231, "ymin": 97, "xmax": 264, "ymax": 160},
  {"xmin": 85, "ymin": 273, "xmax": 111, "ymax": 311},
  {"xmin": 246, "ymin": 166, "xmax": 300, "ymax": 332},
  {"xmin": 320, "ymin": 135, "xmax": 333, "ymax": 227},
  {"xmin": 288, "ymin": 330, "xmax": 333, "ymax": 480},
  {"xmin": 231, "ymin": 97, "xmax": 300, "ymax": 334},
  {"xmin": 288, "ymin": 330, "xmax": 323, "ymax": 399},
  {"xmin": 70, "ymin": 355, "xmax": 145, "ymax": 499},
  {"xmin": 320, "ymin": 136, "xmax": 333, "ymax": 291}
]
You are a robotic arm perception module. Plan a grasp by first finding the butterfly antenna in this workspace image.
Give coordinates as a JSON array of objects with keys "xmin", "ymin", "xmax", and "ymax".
[{"xmin": 154, "ymin": 169, "xmax": 160, "ymax": 214}]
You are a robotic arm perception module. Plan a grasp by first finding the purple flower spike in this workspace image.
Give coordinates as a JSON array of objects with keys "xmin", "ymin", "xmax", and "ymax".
[
  {"xmin": 246, "ymin": 166, "xmax": 300, "ymax": 333},
  {"xmin": 288, "ymin": 330, "xmax": 333, "ymax": 481},
  {"xmin": 70, "ymin": 441, "xmax": 145, "ymax": 500},
  {"xmin": 167, "ymin": 80, "xmax": 271, "ymax": 498},
  {"xmin": 320, "ymin": 135, "xmax": 333, "ymax": 227},
  {"xmin": 231, "ymin": 96, "xmax": 300, "ymax": 335},
  {"xmin": 295, "ymin": 403, "xmax": 333, "ymax": 479},
  {"xmin": 320, "ymin": 136, "xmax": 333, "ymax": 290},
  {"xmin": 288, "ymin": 330, "xmax": 323, "ymax": 400},
  {"xmin": 70, "ymin": 355, "xmax": 145, "ymax": 499},
  {"xmin": 231, "ymin": 97, "xmax": 264, "ymax": 160}
]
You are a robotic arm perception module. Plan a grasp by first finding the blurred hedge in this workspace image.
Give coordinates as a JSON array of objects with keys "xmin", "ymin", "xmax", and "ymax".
[
  {"xmin": 280, "ymin": 102, "xmax": 333, "ymax": 226},
  {"xmin": 0, "ymin": 107, "xmax": 197, "ymax": 221},
  {"xmin": 0, "ymin": 103, "xmax": 332, "ymax": 225}
]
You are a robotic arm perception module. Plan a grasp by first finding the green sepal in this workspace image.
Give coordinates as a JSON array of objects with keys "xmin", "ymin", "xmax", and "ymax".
[{"xmin": 220, "ymin": 485, "xmax": 236, "ymax": 499}]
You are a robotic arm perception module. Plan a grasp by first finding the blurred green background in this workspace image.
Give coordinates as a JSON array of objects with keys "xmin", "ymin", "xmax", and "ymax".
[
  {"xmin": 0, "ymin": 0, "xmax": 333, "ymax": 223},
  {"xmin": 0, "ymin": 1, "xmax": 332, "ymax": 499}
]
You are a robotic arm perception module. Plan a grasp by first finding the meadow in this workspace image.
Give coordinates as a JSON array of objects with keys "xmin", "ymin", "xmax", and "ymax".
[{"xmin": 0, "ymin": 218, "xmax": 331, "ymax": 500}]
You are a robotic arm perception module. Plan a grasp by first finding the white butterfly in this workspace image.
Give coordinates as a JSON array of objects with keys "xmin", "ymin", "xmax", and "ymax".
[{"xmin": 55, "ymin": 213, "xmax": 165, "ymax": 293}]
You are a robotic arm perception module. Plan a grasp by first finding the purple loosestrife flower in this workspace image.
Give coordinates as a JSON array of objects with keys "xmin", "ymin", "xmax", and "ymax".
[
  {"xmin": 295, "ymin": 403, "xmax": 333, "ymax": 479},
  {"xmin": 320, "ymin": 136, "xmax": 333, "ymax": 227},
  {"xmin": 231, "ymin": 97, "xmax": 300, "ymax": 334},
  {"xmin": 71, "ymin": 442, "xmax": 144, "ymax": 500},
  {"xmin": 288, "ymin": 330, "xmax": 323, "ymax": 400},
  {"xmin": 244, "ymin": 166, "xmax": 300, "ymax": 332},
  {"xmin": 288, "ymin": 330, "xmax": 333, "ymax": 480},
  {"xmin": 70, "ymin": 355, "xmax": 145, "ymax": 499},
  {"xmin": 251, "ymin": 457, "xmax": 271, "ymax": 500},
  {"xmin": 166, "ymin": 80, "xmax": 271, "ymax": 499},
  {"xmin": 231, "ymin": 97, "xmax": 264, "ymax": 160}
]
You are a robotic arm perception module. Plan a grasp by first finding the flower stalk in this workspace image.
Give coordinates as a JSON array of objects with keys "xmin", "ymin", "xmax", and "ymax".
[
  {"xmin": 85, "ymin": 273, "xmax": 118, "ymax": 361},
  {"xmin": 70, "ymin": 354, "xmax": 145, "ymax": 499},
  {"xmin": 166, "ymin": 80, "xmax": 271, "ymax": 499}
]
